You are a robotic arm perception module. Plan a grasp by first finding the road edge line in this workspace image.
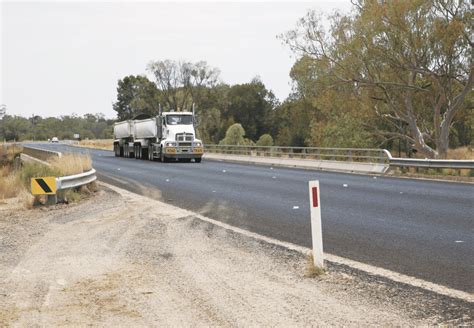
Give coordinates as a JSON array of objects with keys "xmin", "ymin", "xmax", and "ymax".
[{"xmin": 100, "ymin": 181, "xmax": 473, "ymax": 303}]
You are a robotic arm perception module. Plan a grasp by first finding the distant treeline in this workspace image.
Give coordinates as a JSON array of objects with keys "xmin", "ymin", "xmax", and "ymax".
[{"xmin": 0, "ymin": 114, "xmax": 114, "ymax": 141}]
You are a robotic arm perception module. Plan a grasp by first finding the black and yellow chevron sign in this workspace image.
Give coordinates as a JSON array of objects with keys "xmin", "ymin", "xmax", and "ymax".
[{"xmin": 31, "ymin": 177, "xmax": 57, "ymax": 195}]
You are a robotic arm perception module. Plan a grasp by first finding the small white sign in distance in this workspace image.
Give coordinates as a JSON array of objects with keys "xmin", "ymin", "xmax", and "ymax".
[{"xmin": 308, "ymin": 180, "xmax": 324, "ymax": 269}]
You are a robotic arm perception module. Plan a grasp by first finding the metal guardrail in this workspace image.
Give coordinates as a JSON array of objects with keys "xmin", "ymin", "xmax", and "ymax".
[
  {"xmin": 21, "ymin": 146, "xmax": 97, "ymax": 192},
  {"xmin": 206, "ymin": 145, "xmax": 473, "ymax": 170},
  {"xmin": 384, "ymin": 150, "xmax": 474, "ymax": 169},
  {"xmin": 205, "ymin": 144, "xmax": 389, "ymax": 164},
  {"xmin": 57, "ymin": 169, "xmax": 97, "ymax": 190}
]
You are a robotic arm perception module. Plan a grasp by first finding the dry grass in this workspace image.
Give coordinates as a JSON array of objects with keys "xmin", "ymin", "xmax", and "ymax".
[
  {"xmin": 0, "ymin": 143, "xmax": 23, "ymax": 165},
  {"xmin": 447, "ymin": 147, "xmax": 473, "ymax": 160},
  {"xmin": 48, "ymin": 153, "xmax": 92, "ymax": 176},
  {"xmin": 79, "ymin": 139, "xmax": 113, "ymax": 151},
  {"xmin": 304, "ymin": 253, "xmax": 325, "ymax": 278}
]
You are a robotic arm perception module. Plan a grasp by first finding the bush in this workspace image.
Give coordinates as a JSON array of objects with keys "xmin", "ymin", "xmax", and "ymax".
[{"xmin": 256, "ymin": 134, "xmax": 273, "ymax": 147}]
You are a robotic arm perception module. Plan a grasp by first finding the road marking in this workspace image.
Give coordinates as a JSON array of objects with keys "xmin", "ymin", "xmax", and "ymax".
[
  {"xmin": 343, "ymin": 184, "xmax": 348, "ymax": 188},
  {"xmin": 192, "ymin": 211, "xmax": 474, "ymax": 303},
  {"xmin": 293, "ymin": 206, "xmax": 299, "ymax": 209},
  {"xmin": 222, "ymin": 170, "xmax": 226, "ymax": 173},
  {"xmin": 455, "ymin": 240, "xmax": 464, "ymax": 243},
  {"xmin": 102, "ymin": 182, "xmax": 474, "ymax": 303},
  {"xmin": 272, "ymin": 176, "xmax": 276, "ymax": 179}
]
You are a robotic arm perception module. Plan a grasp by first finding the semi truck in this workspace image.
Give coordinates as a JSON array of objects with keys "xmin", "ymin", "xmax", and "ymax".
[{"xmin": 113, "ymin": 109, "xmax": 203, "ymax": 163}]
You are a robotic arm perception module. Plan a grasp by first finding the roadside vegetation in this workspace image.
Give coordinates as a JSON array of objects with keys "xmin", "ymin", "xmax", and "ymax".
[
  {"xmin": 0, "ymin": 144, "xmax": 95, "ymax": 207},
  {"xmin": 1, "ymin": 1, "xmax": 471, "ymax": 161}
]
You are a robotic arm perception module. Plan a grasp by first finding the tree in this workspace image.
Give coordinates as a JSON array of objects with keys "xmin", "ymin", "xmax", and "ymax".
[
  {"xmin": 282, "ymin": 0, "xmax": 473, "ymax": 158},
  {"xmin": 256, "ymin": 134, "xmax": 274, "ymax": 146},
  {"xmin": 147, "ymin": 60, "xmax": 220, "ymax": 111},
  {"xmin": 219, "ymin": 123, "xmax": 247, "ymax": 145},
  {"xmin": 226, "ymin": 78, "xmax": 278, "ymax": 141},
  {"xmin": 113, "ymin": 75, "xmax": 159, "ymax": 120}
]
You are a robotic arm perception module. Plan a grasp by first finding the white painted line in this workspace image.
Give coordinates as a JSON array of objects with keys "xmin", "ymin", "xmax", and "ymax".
[
  {"xmin": 343, "ymin": 184, "xmax": 348, "ymax": 188},
  {"xmin": 102, "ymin": 182, "xmax": 474, "ymax": 303},
  {"xmin": 455, "ymin": 240, "xmax": 464, "ymax": 243},
  {"xmin": 117, "ymin": 168, "xmax": 121, "ymax": 171},
  {"xmin": 222, "ymin": 170, "xmax": 226, "ymax": 173},
  {"xmin": 292, "ymin": 206, "xmax": 299, "ymax": 209},
  {"xmin": 165, "ymin": 179, "xmax": 170, "ymax": 182},
  {"xmin": 272, "ymin": 176, "xmax": 276, "ymax": 179},
  {"xmin": 192, "ymin": 211, "xmax": 474, "ymax": 303},
  {"xmin": 212, "ymin": 190, "xmax": 216, "ymax": 193}
]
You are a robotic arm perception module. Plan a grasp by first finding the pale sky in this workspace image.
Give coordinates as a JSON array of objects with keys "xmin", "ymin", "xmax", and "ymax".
[{"xmin": 1, "ymin": 1, "xmax": 352, "ymax": 119}]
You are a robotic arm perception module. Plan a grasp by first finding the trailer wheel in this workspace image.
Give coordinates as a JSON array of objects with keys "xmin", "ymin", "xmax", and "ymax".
[
  {"xmin": 135, "ymin": 145, "xmax": 141, "ymax": 159},
  {"xmin": 124, "ymin": 144, "xmax": 128, "ymax": 158},
  {"xmin": 148, "ymin": 145, "xmax": 154, "ymax": 161},
  {"xmin": 195, "ymin": 158, "xmax": 202, "ymax": 163}
]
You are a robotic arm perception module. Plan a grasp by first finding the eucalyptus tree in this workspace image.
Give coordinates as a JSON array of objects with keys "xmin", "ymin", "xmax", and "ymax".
[{"xmin": 282, "ymin": 0, "xmax": 472, "ymax": 158}]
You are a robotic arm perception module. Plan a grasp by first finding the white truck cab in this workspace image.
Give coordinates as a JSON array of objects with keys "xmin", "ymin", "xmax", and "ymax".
[{"xmin": 113, "ymin": 109, "xmax": 203, "ymax": 163}]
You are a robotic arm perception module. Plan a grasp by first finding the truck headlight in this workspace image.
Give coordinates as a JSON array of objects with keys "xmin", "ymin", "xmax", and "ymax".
[
  {"xmin": 165, "ymin": 142, "xmax": 177, "ymax": 147},
  {"xmin": 192, "ymin": 141, "xmax": 202, "ymax": 147}
]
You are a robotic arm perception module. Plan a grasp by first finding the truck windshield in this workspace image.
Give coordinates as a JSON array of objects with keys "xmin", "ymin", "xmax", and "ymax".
[{"xmin": 166, "ymin": 115, "xmax": 193, "ymax": 125}]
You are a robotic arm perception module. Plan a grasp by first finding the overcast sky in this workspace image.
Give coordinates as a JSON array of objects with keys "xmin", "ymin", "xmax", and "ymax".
[{"xmin": 1, "ymin": 1, "xmax": 352, "ymax": 119}]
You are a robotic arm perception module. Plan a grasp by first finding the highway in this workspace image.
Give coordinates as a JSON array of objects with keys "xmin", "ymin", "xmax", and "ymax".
[{"xmin": 31, "ymin": 143, "xmax": 474, "ymax": 293}]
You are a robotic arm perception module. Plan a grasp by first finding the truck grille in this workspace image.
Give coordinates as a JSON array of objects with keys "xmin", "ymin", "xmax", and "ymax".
[
  {"xmin": 176, "ymin": 133, "xmax": 193, "ymax": 142},
  {"xmin": 179, "ymin": 142, "xmax": 192, "ymax": 147}
]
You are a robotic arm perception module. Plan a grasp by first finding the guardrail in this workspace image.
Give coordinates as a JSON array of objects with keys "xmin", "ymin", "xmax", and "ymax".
[
  {"xmin": 205, "ymin": 144, "xmax": 473, "ymax": 171},
  {"xmin": 205, "ymin": 144, "xmax": 389, "ymax": 163},
  {"xmin": 20, "ymin": 146, "xmax": 97, "ymax": 203},
  {"xmin": 385, "ymin": 151, "xmax": 474, "ymax": 169},
  {"xmin": 56, "ymin": 169, "xmax": 97, "ymax": 190}
]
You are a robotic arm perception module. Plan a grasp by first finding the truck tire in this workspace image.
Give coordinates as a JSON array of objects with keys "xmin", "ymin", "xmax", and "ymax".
[
  {"xmin": 120, "ymin": 146, "xmax": 124, "ymax": 157},
  {"xmin": 148, "ymin": 146, "xmax": 154, "ymax": 161},
  {"xmin": 135, "ymin": 145, "xmax": 141, "ymax": 159},
  {"xmin": 160, "ymin": 149, "xmax": 167, "ymax": 163},
  {"xmin": 195, "ymin": 158, "xmax": 202, "ymax": 163}
]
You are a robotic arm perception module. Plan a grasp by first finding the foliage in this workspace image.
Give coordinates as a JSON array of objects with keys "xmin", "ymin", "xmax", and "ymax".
[
  {"xmin": 256, "ymin": 134, "xmax": 274, "ymax": 147},
  {"xmin": 0, "ymin": 114, "xmax": 114, "ymax": 141},
  {"xmin": 113, "ymin": 75, "xmax": 160, "ymax": 120},
  {"xmin": 219, "ymin": 123, "xmax": 247, "ymax": 145},
  {"xmin": 282, "ymin": 0, "xmax": 473, "ymax": 158}
]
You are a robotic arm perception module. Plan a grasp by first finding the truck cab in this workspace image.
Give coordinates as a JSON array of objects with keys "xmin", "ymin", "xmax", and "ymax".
[{"xmin": 158, "ymin": 112, "xmax": 203, "ymax": 162}]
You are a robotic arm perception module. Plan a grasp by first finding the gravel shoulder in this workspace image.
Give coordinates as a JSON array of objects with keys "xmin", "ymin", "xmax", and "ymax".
[{"xmin": 0, "ymin": 184, "xmax": 472, "ymax": 326}]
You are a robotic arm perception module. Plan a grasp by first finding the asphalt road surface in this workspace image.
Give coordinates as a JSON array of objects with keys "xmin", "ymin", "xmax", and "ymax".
[{"xmin": 29, "ymin": 143, "xmax": 474, "ymax": 293}]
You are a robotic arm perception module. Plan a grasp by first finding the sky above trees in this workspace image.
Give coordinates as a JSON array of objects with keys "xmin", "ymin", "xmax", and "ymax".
[{"xmin": 1, "ymin": 1, "xmax": 350, "ymax": 118}]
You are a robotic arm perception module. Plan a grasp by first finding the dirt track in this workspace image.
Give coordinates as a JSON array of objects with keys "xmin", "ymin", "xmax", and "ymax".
[{"xmin": 0, "ymin": 184, "xmax": 472, "ymax": 326}]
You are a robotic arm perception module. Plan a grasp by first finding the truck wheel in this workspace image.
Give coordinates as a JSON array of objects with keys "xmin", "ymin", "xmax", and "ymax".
[
  {"xmin": 148, "ymin": 146, "xmax": 154, "ymax": 161},
  {"xmin": 160, "ymin": 150, "xmax": 167, "ymax": 163},
  {"xmin": 120, "ymin": 146, "xmax": 124, "ymax": 157},
  {"xmin": 136, "ymin": 145, "xmax": 141, "ymax": 159},
  {"xmin": 114, "ymin": 144, "xmax": 119, "ymax": 157},
  {"xmin": 195, "ymin": 158, "xmax": 202, "ymax": 163}
]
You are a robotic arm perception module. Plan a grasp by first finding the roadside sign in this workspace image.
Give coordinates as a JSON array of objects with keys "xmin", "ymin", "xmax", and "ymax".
[
  {"xmin": 74, "ymin": 133, "xmax": 80, "ymax": 139},
  {"xmin": 31, "ymin": 177, "xmax": 57, "ymax": 195},
  {"xmin": 308, "ymin": 180, "xmax": 324, "ymax": 268}
]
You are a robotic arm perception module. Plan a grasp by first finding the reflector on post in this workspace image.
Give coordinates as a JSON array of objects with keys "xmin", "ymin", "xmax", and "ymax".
[{"xmin": 308, "ymin": 180, "xmax": 324, "ymax": 269}]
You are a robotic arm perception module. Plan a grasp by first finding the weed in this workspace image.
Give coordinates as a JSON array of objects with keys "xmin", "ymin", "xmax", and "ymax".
[
  {"xmin": 304, "ymin": 253, "xmax": 325, "ymax": 278},
  {"xmin": 48, "ymin": 153, "xmax": 92, "ymax": 176}
]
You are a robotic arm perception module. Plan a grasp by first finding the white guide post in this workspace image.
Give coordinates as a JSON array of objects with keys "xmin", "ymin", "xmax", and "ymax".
[{"xmin": 308, "ymin": 180, "xmax": 324, "ymax": 268}]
